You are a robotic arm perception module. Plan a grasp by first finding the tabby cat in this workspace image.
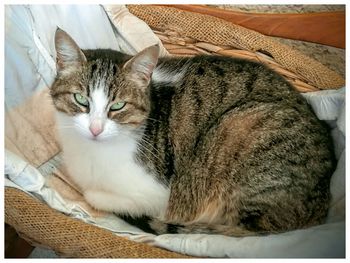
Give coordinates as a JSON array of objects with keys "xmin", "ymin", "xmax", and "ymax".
[{"xmin": 51, "ymin": 28, "xmax": 335, "ymax": 236}]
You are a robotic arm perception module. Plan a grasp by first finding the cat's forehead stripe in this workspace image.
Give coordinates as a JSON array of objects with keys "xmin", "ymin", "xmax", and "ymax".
[{"xmin": 87, "ymin": 59, "xmax": 117, "ymax": 95}]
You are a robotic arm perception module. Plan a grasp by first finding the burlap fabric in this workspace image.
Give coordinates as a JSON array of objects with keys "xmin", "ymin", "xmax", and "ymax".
[
  {"xmin": 127, "ymin": 5, "xmax": 345, "ymax": 90},
  {"xmin": 4, "ymin": 187, "xmax": 189, "ymax": 258}
]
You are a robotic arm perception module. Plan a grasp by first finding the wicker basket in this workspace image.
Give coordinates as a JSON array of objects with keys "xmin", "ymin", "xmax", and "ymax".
[{"xmin": 5, "ymin": 187, "xmax": 188, "ymax": 258}]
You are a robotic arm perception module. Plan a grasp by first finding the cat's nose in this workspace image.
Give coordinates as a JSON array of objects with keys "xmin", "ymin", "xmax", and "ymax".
[{"xmin": 89, "ymin": 119, "xmax": 103, "ymax": 137}]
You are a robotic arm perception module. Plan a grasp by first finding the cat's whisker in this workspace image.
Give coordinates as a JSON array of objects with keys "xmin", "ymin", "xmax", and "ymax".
[
  {"xmin": 100, "ymin": 133, "xmax": 123, "ymax": 140},
  {"xmin": 146, "ymin": 117, "xmax": 162, "ymax": 124},
  {"xmin": 138, "ymin": 137, "xmax": 163, "ymax": 157},
  {"xmin": 99, "ymin": 130, "xmax": 143, "ymax": 141},
  {"xmin": 140, "ymin": 134, "xmax": 160, "ymax": 147},
  {"xmin": 135, "ymin": 145, "xmax": 154, "ymax": 165},
  {"xmin": 136, "ymin": 143, "xmax": 162, "ymax": 175},
  {"xmin": 137, "ymin": 142, "xmax": 163, "ymax": 164}
]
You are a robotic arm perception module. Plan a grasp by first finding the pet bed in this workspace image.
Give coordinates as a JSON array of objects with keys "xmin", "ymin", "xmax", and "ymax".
[{"xmin": 4, "ymin": 5, "xmax": 345, "ymax": 258}]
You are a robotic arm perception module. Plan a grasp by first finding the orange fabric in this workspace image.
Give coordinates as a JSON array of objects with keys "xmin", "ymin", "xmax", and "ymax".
[{"xmin": 157, "ymin": 5, "xmax": 345, "ymax": 49}]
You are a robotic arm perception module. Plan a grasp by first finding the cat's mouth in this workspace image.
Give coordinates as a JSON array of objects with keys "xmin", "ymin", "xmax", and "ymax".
[
  {"xmin": 85, "ymin": 130, "xmax": 122, "ymax": 142},
  {"xmin": 90, "ymin": 135, "xmax": 99, "ymax": 141},
  {"xmin": 87, "ymin": 133, "xmax": 112, "ymax": 142}
]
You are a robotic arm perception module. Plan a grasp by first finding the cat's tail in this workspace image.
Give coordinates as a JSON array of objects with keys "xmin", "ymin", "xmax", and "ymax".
[
  {"xmin": 118, "ymin": 215, "xmax": 267, "ymax": 236},
  {"xmin": 148, "ymin": 219, "xmax": 263, "ymax": 237}
]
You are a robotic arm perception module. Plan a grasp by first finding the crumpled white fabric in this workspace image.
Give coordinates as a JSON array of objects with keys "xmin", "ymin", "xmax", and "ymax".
[
  {"xmin": 153, "ymin": 221, "xmax": 345, "ymax": 258},
  {"xmin": 4, "ymin": 4, "xmax": 345, "ymax": 258},
  {"xmin": 103, "ymin": 5, "xmax": 169, "ymax": 57}
]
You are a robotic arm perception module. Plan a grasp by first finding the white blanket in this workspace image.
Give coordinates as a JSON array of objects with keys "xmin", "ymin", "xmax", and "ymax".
[{"xmin": 4, "ymin": 5, "xmax": 345, "ymax": 258}]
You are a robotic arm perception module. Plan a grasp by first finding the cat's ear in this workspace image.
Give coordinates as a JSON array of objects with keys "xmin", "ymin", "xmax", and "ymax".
[
  {"xmin": 55, "ymin": 27, "xmax": 87, "ymax": 74},
  {"xmin": 123, "ymin": 44, "xmax": 160, "ymax": 87}
]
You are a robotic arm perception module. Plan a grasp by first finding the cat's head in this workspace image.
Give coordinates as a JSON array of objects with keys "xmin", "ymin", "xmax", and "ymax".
[{"xmin": 51, "ymin": 28, "xmax": 159, "ymax": 141}]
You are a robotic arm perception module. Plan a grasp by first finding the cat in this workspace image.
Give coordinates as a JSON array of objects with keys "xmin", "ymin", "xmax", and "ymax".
[{"xmin": 50, "ymin": 28, "xmax": 335, "ymax": 236}]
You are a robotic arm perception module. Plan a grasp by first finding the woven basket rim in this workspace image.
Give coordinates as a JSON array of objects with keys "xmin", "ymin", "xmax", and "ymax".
[{"xmin": 5, "ymin": 187, "xmax": 190, "ymax": 258}]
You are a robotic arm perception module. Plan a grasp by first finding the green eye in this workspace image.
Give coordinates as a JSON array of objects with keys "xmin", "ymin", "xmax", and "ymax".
[
  {"xmin": 110, "ymin": 101, "xmax": 126, "ymax": 111},
  {"xmin": 74, "ymin": 93, "xmax": 89, "ymax": 107}
]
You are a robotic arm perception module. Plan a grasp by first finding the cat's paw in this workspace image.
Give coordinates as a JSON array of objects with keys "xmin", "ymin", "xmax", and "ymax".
[{"xmin": 84, "ymin": 190, "xmax": 116, "ymax": 212}]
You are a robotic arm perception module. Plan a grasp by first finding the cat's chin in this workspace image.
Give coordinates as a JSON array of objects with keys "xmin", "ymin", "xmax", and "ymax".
[
  {"xmin": 88, "ymin": 135, "xmax": 103, "ymax": 142},
  {"xmin": 85, "ymin": 134, "xmax": 117, "ymax": 143}
]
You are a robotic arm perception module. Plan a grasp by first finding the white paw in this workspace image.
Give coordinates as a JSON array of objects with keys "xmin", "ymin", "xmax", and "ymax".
[{"xmin": 83, "ymin": 190, "xmax": 113, "ymax": 211}]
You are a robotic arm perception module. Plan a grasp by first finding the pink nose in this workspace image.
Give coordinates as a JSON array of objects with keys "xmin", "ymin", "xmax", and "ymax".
[{"xmin": 89, "ymin": 120, "xmax": 103, "ymax": 137}]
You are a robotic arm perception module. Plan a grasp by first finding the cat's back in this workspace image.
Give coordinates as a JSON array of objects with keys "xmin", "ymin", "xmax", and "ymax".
[
  {"xmin": 155, "ymin": 54, "xmax": 304, "ymax": 111},
  {"xmin": 152, "ymin": 55, "xmax": 325, "ymax": 156}
]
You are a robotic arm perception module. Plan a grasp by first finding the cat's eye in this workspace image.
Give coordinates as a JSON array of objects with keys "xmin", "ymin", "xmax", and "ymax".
[
  {"xmin": 74, "ymin": 93, "xmax": 89, "ymax": 107},
  {"xmin": 110, "ymin": 101, "xmax": 126, "ymax": 111}
]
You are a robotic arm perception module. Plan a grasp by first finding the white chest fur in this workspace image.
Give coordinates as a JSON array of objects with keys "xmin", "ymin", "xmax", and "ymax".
[{"xmin": 55, "ymin": 113, "xmax": 170, "ymax": 219}]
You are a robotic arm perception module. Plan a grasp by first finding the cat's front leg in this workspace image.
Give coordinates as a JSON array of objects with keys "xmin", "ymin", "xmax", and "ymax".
[{"xmin": 84, "ymin": 190, "xmax": 134, "ymax": 213}]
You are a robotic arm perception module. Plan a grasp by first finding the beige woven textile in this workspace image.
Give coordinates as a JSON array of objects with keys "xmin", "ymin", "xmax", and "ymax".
[
  {"xmin": 5, "ymin": 187, "xmax": 189, "ymax": 258},
  {"xmin": 127, "ymin": 5, "xmax": 345, "ymax": 91}
]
